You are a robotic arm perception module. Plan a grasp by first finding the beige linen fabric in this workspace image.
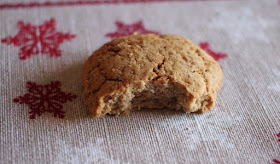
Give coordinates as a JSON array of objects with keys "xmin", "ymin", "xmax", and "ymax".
[{"xmin": 0, "ymin": 0, "xmax": 280, "ymax": 163}]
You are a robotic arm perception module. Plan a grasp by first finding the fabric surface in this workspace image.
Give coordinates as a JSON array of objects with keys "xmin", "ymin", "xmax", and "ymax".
[{"xmin": 0, "ymin": 0, "xmax": 280, "ymax": 163}]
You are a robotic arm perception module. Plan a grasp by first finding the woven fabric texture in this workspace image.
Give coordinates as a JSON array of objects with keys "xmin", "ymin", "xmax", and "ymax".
[{"xmin": 0, "ymin": 0, "xmax": 280, "ymax": 163}]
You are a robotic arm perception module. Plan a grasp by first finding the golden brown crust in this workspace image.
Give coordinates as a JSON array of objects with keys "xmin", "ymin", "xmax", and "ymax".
[{"xmin": 82, "ymin": 34, "xmax": 223, "ymax": 117}]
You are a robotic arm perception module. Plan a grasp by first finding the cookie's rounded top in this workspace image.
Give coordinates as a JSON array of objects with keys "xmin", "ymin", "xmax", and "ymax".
[{"xmin": 82, "ymin": 34, "xmax": 223, "ymax": 117}]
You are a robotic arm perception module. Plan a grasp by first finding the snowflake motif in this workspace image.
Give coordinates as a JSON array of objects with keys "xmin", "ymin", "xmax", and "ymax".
[
  {"xmin": 106, "ymin": 20, "xmax": 158, "ymax": 39},
  {"xmin": 13, "ymin": 81, "xmax": 77, "ymax": 119},
  {"xmin": 199, "ymin": 42, "xmax": 227, "ymax": 61},
  {"xmin": 160, "ymin": 111, "xmax": 241, "ymax": 151},
  {"xmin": 272, "ymin": 133, "xmax": 280, "ymax": 164},
  {"xmin": 53, "ymin": 138, "xmax": 124, "ymax": 164},
  {"xmin": 1, "ymin": 18, "xmax": 76, "ymax": 60},
  {"xmin": 273, "ymin": 159, "xmax": 280, "ymax": 164},
  {"xmin": 268, "ymin": 69, "xmax": 280, "ymax": 92}
]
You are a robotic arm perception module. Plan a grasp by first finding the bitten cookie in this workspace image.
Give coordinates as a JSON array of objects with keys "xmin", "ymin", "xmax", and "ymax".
[{"xmin": 82, "ymin": 34, "xmax": 223, "ymax": 117}]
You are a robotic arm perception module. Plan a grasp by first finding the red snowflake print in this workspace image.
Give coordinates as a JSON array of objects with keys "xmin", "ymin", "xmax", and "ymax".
[
  {"xmin": 271, "ymin": 133, "xmax": 280, "ymax": 164},
  {"xmin": 199, "ymin": 42, "xmax": 227, "ymax": 61},
  {"xmin": 106, "ymin": 20, "xmax": 158, "ymax": 39},
  {"xmin": 1, "ymin": 18, "xmax": 76, "ymax": 60},
  {"xmin": 13, "ymin": 81, "xmax": 77, "ymax": 119}
]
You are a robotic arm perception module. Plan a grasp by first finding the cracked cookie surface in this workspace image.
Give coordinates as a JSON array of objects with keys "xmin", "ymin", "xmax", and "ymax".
[{"xmin": 82, "ymin": 34, "xmax": 223, "ymax": 117}]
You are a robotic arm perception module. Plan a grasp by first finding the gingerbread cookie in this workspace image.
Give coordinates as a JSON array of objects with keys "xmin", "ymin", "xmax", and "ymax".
[{"xmin": 82, "ymin": 34, "xmax": 223, "ymax": 117}]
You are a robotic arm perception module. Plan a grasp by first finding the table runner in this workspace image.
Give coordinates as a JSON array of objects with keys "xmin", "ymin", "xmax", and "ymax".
[{"xmin": 0, "ymin": 0, "xmax": 279, "ymax": 163}]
